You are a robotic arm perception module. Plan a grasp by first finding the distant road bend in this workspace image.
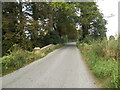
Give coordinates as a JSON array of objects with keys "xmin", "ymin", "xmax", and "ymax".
[{"xmin": 2, "ymin": 42, "xmax": 97, "ymax": 88}]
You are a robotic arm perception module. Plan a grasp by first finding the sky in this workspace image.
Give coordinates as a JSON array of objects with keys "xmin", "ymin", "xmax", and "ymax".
[{"xmin": 96, "ymin": 0, "xmax": 120, "ymax": 39}]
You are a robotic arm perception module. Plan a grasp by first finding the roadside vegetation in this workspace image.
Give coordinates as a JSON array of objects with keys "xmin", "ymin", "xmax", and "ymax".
[
  {"xmin": 77, "ymin": 36, "xmax": 119, "ymax": 88},
  {"xmin": 1, "ymin": 2, "xmax": 106, "ymax": 76},
  {"xmin": 0, "ymin": 44, "xmax": 63, "ymax": 76},
  {"xmin": 2, "ymin": 2, "xmax": 119, "ymax": 88}
]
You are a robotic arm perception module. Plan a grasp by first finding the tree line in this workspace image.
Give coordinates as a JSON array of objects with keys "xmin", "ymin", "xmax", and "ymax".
[{"xmin": 2, "ymin": 1, "xmax": 107, "ymax": 56}]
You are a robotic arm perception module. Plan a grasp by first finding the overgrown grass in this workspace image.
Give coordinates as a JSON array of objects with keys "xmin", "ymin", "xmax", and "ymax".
[
  {"xmin": 0, "ymin": 44, "xmax": 63, "ymax": 76},
  {"xmin": 77, "ymin": 39, "xmax": 119, "ymax": 88}
]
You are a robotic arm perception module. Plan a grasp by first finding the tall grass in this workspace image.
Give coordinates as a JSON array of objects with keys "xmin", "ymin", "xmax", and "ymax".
[
  {"xmin": 77, "ymin": 39, "xmax": 119, "ymax": 88},
  {"xmin": 0, "ymin": 44, "xmax": 62, "ymax": 76}
]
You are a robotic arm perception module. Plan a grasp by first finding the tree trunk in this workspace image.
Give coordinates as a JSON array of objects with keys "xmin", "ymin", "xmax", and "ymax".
[
  {"xmin": 82, "ymin": 24, "xmax": 88, "ymax": 39},
  {"xmin": 48, "ymin": 4, "xmax": 53, "ymax": 31}
]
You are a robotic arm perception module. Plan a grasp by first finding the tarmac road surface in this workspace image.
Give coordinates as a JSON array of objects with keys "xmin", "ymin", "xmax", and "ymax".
[{"xmin": 2, "ymin": 42, "xmax": 97, "ymax": 88}]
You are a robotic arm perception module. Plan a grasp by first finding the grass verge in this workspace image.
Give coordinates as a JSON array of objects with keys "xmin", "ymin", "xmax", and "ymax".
[
  {"xmin": 77, "ymin": 40, "xmax": 119, "ymax": 88},
  {"xmin": 0, "ymin": 44, "xmax": 63, "ymax": 76}
]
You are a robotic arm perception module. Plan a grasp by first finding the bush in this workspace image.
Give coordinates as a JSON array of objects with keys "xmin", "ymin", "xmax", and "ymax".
[
  {"xmin": 1, "ymin": 49, "xmax": 36, "ymax": 75},
  {"xmin": 92, "ymin": 41, "xmax": 105, "ymax": 57},
  {"xmin": 78, "ymin": 35, "xmax": 94, "ymax": 44},
  {"xmin": 109, "ymin": 35, "xmax": 115, "ymax": 41},
  {"xmin": 60, "ymin": 35, "xmax": 68, "ymax": 44},
  {"xmin": 43, "ymin": 30, "xmax": 61, "ymax": 45},
  {"xmin": 107, "ymin": 40, "xmax": 118, "ymax": 60}
]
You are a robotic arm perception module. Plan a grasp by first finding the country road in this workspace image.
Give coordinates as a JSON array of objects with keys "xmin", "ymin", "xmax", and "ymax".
[{"xmin": 2, "ymin": 43, "xmax": 97, "ymax": 88}]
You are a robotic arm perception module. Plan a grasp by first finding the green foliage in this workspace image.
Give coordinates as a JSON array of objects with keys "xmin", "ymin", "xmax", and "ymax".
[
  {"xmin": 92, "ymin": 41, "xmax": 105, "ymax": 57},
  {"xmin": 60, "ymin": 35, "xmax": 68, "ymax": 44},
  {"xmin": 2, "ymin": 2, "xmax": 106, "ymax": 56},
  {"xmin": 77, "ymin": 39, "xmax": 119, "ymax": 88},
  {"xmin": 106, "ymin": 40, "xmax": 118, "ymax": 60},
  {"xmin": 1, "ymin": 48, "xmax": 38, "ymax": 76},
  {"xmin": 76, "ymin": 2, "xmax": 107, "ymax": 39},
  {"xmin": 109, "ymin": 35, "xmax": 115, "ymax": 40},
  {"xmin": 43, "ymin": 30, "xmax": 61, "ymax": 45},
  {"xmin": 0, "ymin": 44, "xmax": 62, "ymax": 76},
  {"xmin": 82, "ymin": 35, "xmax": 94, "ymax": 44},
  {"xmin": 86, "ymin": 51, "xmax": 118, "ymax": 88}
]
